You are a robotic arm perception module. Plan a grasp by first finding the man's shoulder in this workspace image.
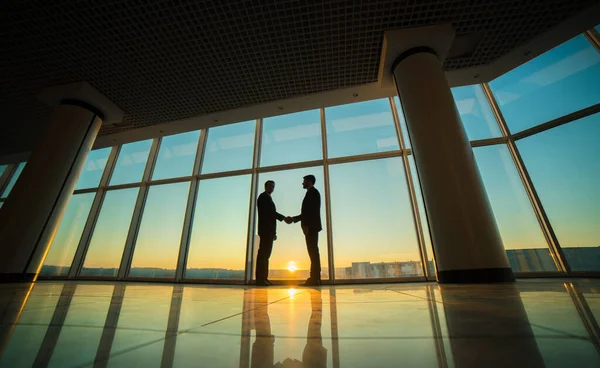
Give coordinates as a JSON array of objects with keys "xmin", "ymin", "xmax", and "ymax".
[{"xmin": 257, "ymin": 192, "xmax": 269, "ymax": 201}]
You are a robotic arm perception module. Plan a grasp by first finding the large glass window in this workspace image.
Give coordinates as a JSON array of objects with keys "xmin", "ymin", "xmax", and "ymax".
[
  {"xmin": 152, "ymin": 131, "xmax": 200, "ymax": 180},
  {"xmin": 325, "ymin": 98, "xmax": 399, "ymax": 158},
  {"xmin": 185, "ymin": 175, "xmax": 250, "ymax": 279},
  {"xmin": 75, "ymin": 147, "xmax": 111, "ymax": 190},
  {"xmin": 489, "ymin": 35, "xmax": 600, "ymax": 133},
  {"xmin": 110, "ymin": 140, "xmax": 152, "ymax": 185},
  {"xmin": 40, "ymin": 193, "xmax": 96, "ymax": 276},
  {"xmin": 329, "ymin": 158, "xmax": 423, "ymax": 279},
  {"xmin": 473, "ymin": 144, "xmax": 556, "ymax": 272},
  {"xmin": 0, "ymin": 164, "xmax": 6, "ymax": 177},
  {"xmin": 80, "ymin": 188, "xmax": 139, "ymax": 277},
  {"xmin": 408, "ymin": 155, "xmax": 436, "ymax": 275},
  {"xmin": 256, "ymin": 167, "xmax": 329, "ymax": 280},
  {"xmin": 202, "ymin": 121, "xmax": 255, "ymax": 174},
  {"xmin": 452, "ymin": 85, "xmax": 502, "ymax": 140},
  {"xmin": 394, "ymin": 97, "xmax": 411, "ymax": 149},
  {"xmin": 1, "ymin": 162, "xmax": 26, "ymax": 198},
  {"xmin": 129, "ymin": 182, "xmax": 190, "ymax": 278},
  {"xmin": 260, "ymin": 110, "xmax": 322, "ymax": 167},
  {"xmin": 517, "ymin": 114, "xmax": 600, "ymax": 271}
]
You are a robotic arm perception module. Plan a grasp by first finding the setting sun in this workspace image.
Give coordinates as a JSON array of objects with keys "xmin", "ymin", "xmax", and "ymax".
[{"xmin": 287, "ymin": 261, "xmax": 298, "ymax": 272}]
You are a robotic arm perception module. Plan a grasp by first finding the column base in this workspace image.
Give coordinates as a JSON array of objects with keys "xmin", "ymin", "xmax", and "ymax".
[
  {"xmin": 437, "ymin": 268, "xmax": 515, "ymax": 283},
  {"xmin": 0, "ymin": 273, "xmax": 36, "ymax": 283}
]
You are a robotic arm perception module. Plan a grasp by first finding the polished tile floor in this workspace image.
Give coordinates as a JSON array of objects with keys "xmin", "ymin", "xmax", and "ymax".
[{"xmin": 0, "ymin": 279, "xmax": 599, "ymax": 367}]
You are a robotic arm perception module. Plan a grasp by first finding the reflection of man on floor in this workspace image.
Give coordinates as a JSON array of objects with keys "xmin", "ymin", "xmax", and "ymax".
[
  {"xmin": 251, "ymin": 289, "xmax": 274, "ymax": 368},
  {"xmin": 302, "ymin": 289, "xmax": 327, "ymax": 368}
]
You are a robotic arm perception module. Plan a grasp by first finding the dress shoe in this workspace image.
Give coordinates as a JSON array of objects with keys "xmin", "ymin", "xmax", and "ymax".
[
  {"xmin": 301, "ymin": 278, "xmax": 321, "ymax": 286},
  {"xmin": 265, "ymin": 279, "xmax": 274, "ymax": 285},
  {"xmin": 256, "ymin": 280, "xmax": 268, "ymax": 286}
]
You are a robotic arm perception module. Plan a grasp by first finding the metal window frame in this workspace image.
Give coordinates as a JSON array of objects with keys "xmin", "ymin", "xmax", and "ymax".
[
  {"xmin": 68, "ymin": 145, "xmax": 120, "ymax": 278},
  {"xmin": 389, "ymin": 96, "xmax": 431, "ymax": 278},
  {"xmin": 117, "ymin": 137, "xmax": 162, "ymax": 280},
  {"xmin": 481, "ymin": 83, "xmax": 570, "ymax": 273},
  {"xmin": 175, "ymin": 129, "xmax": 207, "ymax": 281},
  {"xmin": 585, "ymin": 28, "xmax": 600, "ymax": 53},
  {"xmin": 320, "ymin": 107, "xmax": 336, "ymax": 283},
  {"xmin": 0, "ymin": 163, "xmax": 17, "ymax": 198},
  {"xmin": 244, "ymin": 119, "xmax": 263, "ymax": 283}
]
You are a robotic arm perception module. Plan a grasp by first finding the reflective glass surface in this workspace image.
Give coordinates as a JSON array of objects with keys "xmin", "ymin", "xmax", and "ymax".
[
  {"xmin": 473, "ymin": 144, "xmax": 556, "ymax": 272},
  {"xmin": 451, "ymin": 84, "xmax": 502, "ymax": 140},
  {"xmin": 129, "ymin": 182, "xmax": 190, "ymax": 278},
  {"xmin": 81, "ymin": 188, "xmax": 139, "ymax": 277},
  {"xmin": 110, "ymin": 140, "xmax": 152, "ymax": 185},
  {"xmin": 325, "ymin": 98, "xmax": 399, "ymax": 158},
  {"xmin": 202, "ymin": 121, "xmax": 255, "ymax": 174},
  {"xmin": 2, "ymin": 280, "xmax": 600, "ymax": 367},
  {"xmin": 186, "ymin": 175, "xmax": 251, "ymax": 279},
  {"xmin": 40, "ymin": 193, "xmax": 96, "ymax": 276},
  {"xmin": 256, "ymin": 167, "xmax": 329, "ymax": 280},
  {"xmin": 393, "ymin": 96, "xmax": 411, "ymax": 149},
  {"xmin": 0, "ymin": 162, "xmax": 26, "ymax": 198},
  {"xmin": 517, "ymin": 114, "xmax": 600, "ymax": 271},
  {"xmin": 260, "ymin": 110, "xmax": 322, "ymax": 167},
  {"xmin": 152, "ymin": 131, "xmax": 200, "ymax": 180},
  {"xmin": 0, "ymin": 164, "xmax": 6, "ymax": 177},
  {"xmin": 329, "ymin": 158, "xmax": 423, "ymax": 279},
  {"xmin": 75, "ymin": 147, "xmax": 111, "ymax": 190},
  {"xmin": 408, "ymin": 155, "xmax": 436, "ymax": 275},
  {"xmin": 489, "ymin": 35, "xmax": 600, "ymax": 133}
]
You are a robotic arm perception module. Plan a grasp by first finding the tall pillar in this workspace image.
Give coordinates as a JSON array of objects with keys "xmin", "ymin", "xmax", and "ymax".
[
  {"xmin": 392, "ymin": 48, "xmax": 514, "ymax": 283},
  {"xmin": 0, "ymin": 82, "xmax": 122, "ymax": 282}
]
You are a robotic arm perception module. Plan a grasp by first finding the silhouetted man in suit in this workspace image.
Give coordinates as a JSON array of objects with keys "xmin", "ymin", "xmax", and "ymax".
[
  {"xmin": 286, "ymin": 174, "xmax": 322, "ymax": 286},
  {"xmin": 256, "ymin": 180, "xmax": 286, "ymax": 286}
]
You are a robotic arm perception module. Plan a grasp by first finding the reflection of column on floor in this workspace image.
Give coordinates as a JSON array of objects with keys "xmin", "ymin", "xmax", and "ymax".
[
  {"xmin": 32, "ymin": 283, "xmax": 77, "ymax": 366},
  {"xmin": 94, "ymin": 284, "xmax": 126, "ymax": 368},
  {"xmin": 302, "ymin": 289, "xmax": 327, "ymax": 368},
  {"xmin": 250, "ymin": 289, "xmax": 274, "ymax": 368},
  {"xmin": 329, "ymin": 289, "xmax": 340, "ymax": 368},
  {"xmin": 161, "ymin": 285, "xmax": 184, "ymax": 368},
  {"xmin": 426, "ymin": 286, "xmax": 449, "ymax": 368},
  {"xmin": 240, "ymin": 289, "xmax": 254, "ymax": 368},
  {"xmin": 0, "ymin": 283, "xmax": 36, "ymax": 357},
  {"xmin": 440, "ymin": 284, "xmax": 545, "ymax": 366}
]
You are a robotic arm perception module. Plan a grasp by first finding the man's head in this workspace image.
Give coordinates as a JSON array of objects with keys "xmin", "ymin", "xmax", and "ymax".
[
  {"xmin": 302, "ymin": 175, "xmax": 316, "ymax": 189},
  {"xmin": 264, "ymin": 180, "xmax": 275, "ymax": 194}
]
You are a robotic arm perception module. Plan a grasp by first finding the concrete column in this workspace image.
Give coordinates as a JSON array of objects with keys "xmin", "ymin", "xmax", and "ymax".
[
  {"xmin": 393, "ymin": 48, "xmax": 514, "ymax": 283},
  {"xmin": 0, "ymin": 82, "xmax": 122, "ymax": 282}
]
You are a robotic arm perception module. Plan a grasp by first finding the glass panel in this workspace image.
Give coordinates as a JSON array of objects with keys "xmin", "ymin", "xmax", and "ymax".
[
  {"xmin": 473, "ymin": 144, "xmax": 556, "ymax": 272},
  {"xmin": 0, "ymin": 164, "xmax": 6, "ymax": 177},
  {"xmin": 1, "ymin": 162, "xmax": 26, "ymax": 198},
  {"xmin": 108, "ymin": 285, "xmax": 172, "ymax": 367},
  {"xmin": 451, "ymin": 84, "xmax": 502, "ymax": 140},
  {"xmin": 40, "ymin": 193, "xmax": 96, "ymax": 276},
  {"xmin": 202, "ymin": 121, "xmax": 255, "ymax": 174},
  {"xmin": 256, "ymin": 167, "xmax": 329, "ymax": 280},
  {"xmin": 325, "ymin": 98, "xmax": 399, "ymax": 158},
  {"xmin": 129, "ymin": 182, "xmax": 190, "ymax": 278},
  {"xmin": 80, "ymin": 188, "xmax": 139, "ymax": 277},
  {"xmin": 152, "ymin": 131, "xmax": 200, "ymax": 180},
  {"xmin": 329, "ymin": 158, "xmax": 423, "ymax": 279},
  {"xmin": 110, "ymin": 140, "xmax": 152, "ymax": 185},
  {"xmin": 517, "ymin": 114, "xmax": 600, "ymax": 271},
  {"xmin": 394, "ymin": 96, "xmax": 411, "ymax": 149},
  {"xmin": 408, "ymin": 155, "xmax": 436, "ymax": 275},
  {"xmin": 186, "ymin": 175, "xmax": 250, "ymax": 279},
  {"xmin": 75, "ymin": 147, "xmax": 111, "ymax": 190},
  {"xmin": 489, "ymin": 35, "xmax": 600, "ymax": 133},
  {"xmin": 260, "ymin": 110, "xmax": 322, "ymax": 167}
]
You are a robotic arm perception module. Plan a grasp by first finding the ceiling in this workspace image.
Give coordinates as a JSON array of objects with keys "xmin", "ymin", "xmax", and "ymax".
[{"xmin": 0, "ymin": 0, "xmax": 598, "ymax": 156}]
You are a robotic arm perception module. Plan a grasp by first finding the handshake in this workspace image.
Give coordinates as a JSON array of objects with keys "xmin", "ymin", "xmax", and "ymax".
[{"xmin": 284, "ymin": 216, "xmax": 294, "ymax": 224}]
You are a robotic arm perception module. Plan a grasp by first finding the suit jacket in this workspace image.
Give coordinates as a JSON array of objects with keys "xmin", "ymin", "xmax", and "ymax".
[
  {"xmin": 257, "ymin": 192, "xmax": 284, "ymax": 237},
  {"xmin": 293, "ymin": 187, "xmax": 322, "ymax": 233}
]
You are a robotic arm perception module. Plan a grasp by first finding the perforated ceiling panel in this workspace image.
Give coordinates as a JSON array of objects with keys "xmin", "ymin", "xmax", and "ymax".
[{"xmin": 0, "ymin": 0, "xmax": 596, "ymax": 137}]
